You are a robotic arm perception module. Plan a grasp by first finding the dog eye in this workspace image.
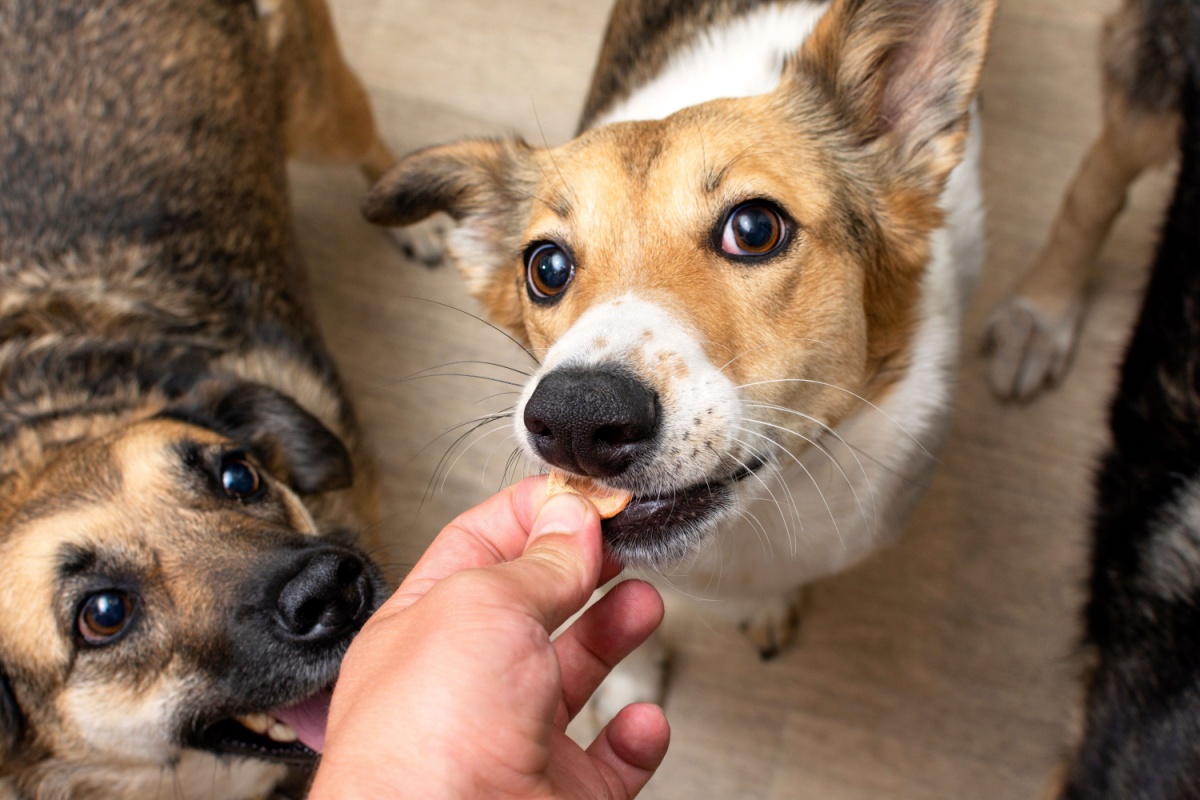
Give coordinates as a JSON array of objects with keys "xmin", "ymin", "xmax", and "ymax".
[
  {"xmin": 720, "ymin": 203, "xmax": 786, "ymax": 258},
  {"xmin": 525, "ymin": 243, "xmax": 575, "ymax": 302},
  {"xmin": 78, "ymin": 591, "xmax": 135, "ymax": 645},
  {"xmin": 220, "ymin": 457, "xmax": 263, "ymax": 500}
]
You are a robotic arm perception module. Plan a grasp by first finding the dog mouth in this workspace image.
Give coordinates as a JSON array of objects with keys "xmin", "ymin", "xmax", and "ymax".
[
  {"xmin": 196, "ymin": 688, "xmax": 332, "ymax": 765},
  {"xmin": 599, "ymin": 457, "xmax": 766, "ymax": 565}
]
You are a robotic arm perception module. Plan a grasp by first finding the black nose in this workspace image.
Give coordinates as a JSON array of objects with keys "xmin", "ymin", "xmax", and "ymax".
[
  {"xmin": 523, "ymin": 366, "xmax": 659, "ymax": 478},
  {"xmin": 273, "ymin": 549, "xmax": 372, "ymax": 644}
]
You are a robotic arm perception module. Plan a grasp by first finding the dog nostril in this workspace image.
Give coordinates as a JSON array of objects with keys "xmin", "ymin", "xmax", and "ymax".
[
  {"xmin": 276, "ymin": 551, "xmax": 370, "ymax": 641},
  {"xmin": 596, "ymin": 424, "xmax": 640, "ymax": 447},
  {"xmin": 524, "ymin": 414, "xmax": 553, "ymax": 439},
  {"xmin": 523, "ymin": 366, "xmax": 659, "ymax": 477}
]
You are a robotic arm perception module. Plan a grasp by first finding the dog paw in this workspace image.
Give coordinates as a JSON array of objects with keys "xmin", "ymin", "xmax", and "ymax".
[
  {"xmin": 386, "ymin": 213, "xmax": 450, "ymax": 267},
  {"xmin": 569, "ymin": 633, "xmax": 669, "ymax": 745},
  {"xmin": 737, "ymin": 587, "xmax": 808, "ymax": 661},
  {"xmin": 983, "ymin": 294, "xmax": 1083, "ymax": 402}
]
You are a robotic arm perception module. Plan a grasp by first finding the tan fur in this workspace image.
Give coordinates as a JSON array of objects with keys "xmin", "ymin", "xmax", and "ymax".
[
  {"xmin": 262, "ymin": 0, "xmax": 398, "ymax": 182},
  {"xmin": 0, "ymin": 1, "xmax": 392, "ymax": 796},
  {"xmin": 985, "ymin": 0, "xmax": 1182, "ymax": 401},
  {"xmin": 365, "ymin": 0, "xmax": 994, "ymax": 679}
]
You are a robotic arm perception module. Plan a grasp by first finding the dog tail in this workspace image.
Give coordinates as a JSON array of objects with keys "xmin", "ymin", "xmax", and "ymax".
[{"xmin": 1107, "ymin": 2, "xmax": 1200, "ymax": 465}]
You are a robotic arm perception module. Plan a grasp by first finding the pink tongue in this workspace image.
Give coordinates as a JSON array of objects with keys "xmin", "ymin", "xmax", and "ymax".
[{"xmin": 273, "ymin": 690, "xmax": 331, "ymax": 753}]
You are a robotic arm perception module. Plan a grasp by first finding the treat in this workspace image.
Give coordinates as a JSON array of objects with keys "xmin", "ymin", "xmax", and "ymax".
[{"xmin": 546, "ymin": 470, "xmax": 633, "ymax": 519}]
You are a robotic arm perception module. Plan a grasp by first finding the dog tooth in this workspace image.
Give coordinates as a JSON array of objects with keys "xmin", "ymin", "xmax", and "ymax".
[
  {"xmin": 267, "ymin": 721, "xmax": 298, "ymax": 744},
  {"xmin": 237, "ymin": 713, "xmax": 271, "ymax": 735}
]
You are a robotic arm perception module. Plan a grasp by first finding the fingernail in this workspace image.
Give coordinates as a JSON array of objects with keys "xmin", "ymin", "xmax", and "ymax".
[{"xmin": 531, "ymin": 493, "xmax": 588, "ymax": 539}]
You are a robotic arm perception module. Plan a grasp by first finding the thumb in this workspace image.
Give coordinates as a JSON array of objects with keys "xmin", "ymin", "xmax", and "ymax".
[{"xmin": 496, "ymin": 491, "xmax": 604, "ymax": 634}]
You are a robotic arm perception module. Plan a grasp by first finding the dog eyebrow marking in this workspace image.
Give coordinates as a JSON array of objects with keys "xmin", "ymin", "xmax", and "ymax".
[
  {"xmin": 542, "ymin": 193, "xmax": 572, "ymax": 220},
  {"xmin": 704, "ymin": 164, "xmax": 731, "ymax": 194},
  {"xmin": 57, "ymin": 544, "xmax": 97, "ymax": 579}
]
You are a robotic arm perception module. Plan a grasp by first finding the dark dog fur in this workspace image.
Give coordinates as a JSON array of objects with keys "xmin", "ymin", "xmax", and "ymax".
[
  {"xmin": 1055, "ymin": 3, "xmax": 1200, "ymax": 797},
  {"xmin": 0, "ymin": 1, "xmax": 391, "ymax": 797}
]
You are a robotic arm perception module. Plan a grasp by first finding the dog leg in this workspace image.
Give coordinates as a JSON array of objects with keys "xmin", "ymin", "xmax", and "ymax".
[
  {"xmin": 737, "ymin": 586, "xmax": 809, "ymax": 661},
  {"xmin": 984, "ymin": 91, "xmax": 1178, "ymax": 402},
  {"xmin": 270, "ymin": 0, "xmax": 450, "ymax": 263},
  {"xmin": 262, "ymin": 0, "xmax": 395, "ymax": 170}
]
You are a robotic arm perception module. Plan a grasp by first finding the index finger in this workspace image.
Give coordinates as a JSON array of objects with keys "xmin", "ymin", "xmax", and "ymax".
[
  {"xmin": 388, "ymin": 475, "xmax": 551, "ymax": 609},
  {"xmin": 386, "ymin": 475, "xmax": 627, "ymax": 612}
]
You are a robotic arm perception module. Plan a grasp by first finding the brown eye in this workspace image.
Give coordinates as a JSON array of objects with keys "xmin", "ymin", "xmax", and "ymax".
[
  {"xmin": 78, "ymin": 591, "xmax": 135, "ymax": 645},
  {"xmin": 720, "ymin": 203, "xmax": 786, "ymax": 258},
  {"xmin": 525, "ymin": 243, "xmax": 575, "ymax": 302}
]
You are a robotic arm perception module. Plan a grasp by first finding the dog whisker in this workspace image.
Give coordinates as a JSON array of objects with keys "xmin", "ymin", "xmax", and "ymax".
[
  {"xmin": 730, "ymin": 430, "xmax": 803, "ymax": 558},
  {"xmin": 501, "ymin": 446, "xmax": 530, "ymax": 491},
  {"xmin": 391, "ymin": 295, "xmax": 541, "ymax": 365},
  {"xmin": 402, "ymin": 359, "xmax": 534, "ymax": 379},
  {"xmin": 479, "ymin": 428, "xmax": 516, "ymax": 482},
  {"xmin": 743, "ymin": 397, "xmax": 921, "ymax": 489},
  {"xmin": 438, "ymin": 422, "xmax": 519, "ymax": 495},
  {"xmin": 726, "ymin": 435, "xmax": 794, "ymax": 554},
  {"xmin": 423, "ymin": 414, "xmax": 514, "ymax": 511},
  {"xmin": 733, "ymin": 425, "xmax": 845, "ymax": 550},
  {"xmin": 739, "ymin": 415, "xmax": 875, "ymax": 539},
  {"xmin": 405, "ymin": 411, "xmax": 515, "ymax": 471},
  {"xmin": 736, "ymin": 377, "xmax": 934, "ymax": 459},
  {"xmin": 392, "ymin": 371, "xmax": 528, "ymax": 390},
  {"xmin": 717, "ymin": 336, "xmax": 838, "ymax": 373},
  {"xmin": 476, "ymin": 390, "xmax": 524, "ymax": 404},
  {"xmin": 531, "ymin": 99, "xmax": 579, "ymax": 208}
]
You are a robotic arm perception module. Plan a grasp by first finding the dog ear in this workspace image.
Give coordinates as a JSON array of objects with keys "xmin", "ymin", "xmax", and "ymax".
[
  {"xmin": 362, "ymin": 139, "xmax": 538, "ymax": 294},
  {"xmin": 165, "ymin": 381, "xmax": 354, "ymax": 495},
  {"xmin": 793, "ymin": 0, "xmax": 996, "ymax": 187},
  {"xmin": 362, "ymin": 138, "xmax": 536, "ymax": 226}
]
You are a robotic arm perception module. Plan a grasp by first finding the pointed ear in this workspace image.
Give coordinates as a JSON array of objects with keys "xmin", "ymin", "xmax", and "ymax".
[
  {"xmin": 795, "ymin": 0, "xmax": 996, "ymax": 184},
  {"xmin": 164, "ymin": 381, "xmax": 353, "ymax": 495}
]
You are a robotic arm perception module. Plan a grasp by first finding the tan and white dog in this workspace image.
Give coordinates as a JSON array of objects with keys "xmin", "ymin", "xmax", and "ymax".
[{"xmin": 366, "ymin": 0, "xmax": 996, "ymax": 715}]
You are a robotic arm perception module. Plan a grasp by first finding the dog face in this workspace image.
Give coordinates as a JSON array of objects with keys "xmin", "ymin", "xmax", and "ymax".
[
  {"xmin": 366, "ymin": 0, "xmax": 994, "ymax": 567},
  {"xmin": 0, "ymin": 387, "xmax": 385, "ymax": 796}
]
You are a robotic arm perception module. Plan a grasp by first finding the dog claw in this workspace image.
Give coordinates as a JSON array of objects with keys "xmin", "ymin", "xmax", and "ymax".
[
  {"xmin": 387, "ymin": 213, "xmax": 451, "ymax": 267},
  {"xmin": 738, "ymin": 587, "xmax": 808, "ymax": 660},
  {"xmin": 983, "ymin": 294, "xmax": 1083, "ymax": 402}
]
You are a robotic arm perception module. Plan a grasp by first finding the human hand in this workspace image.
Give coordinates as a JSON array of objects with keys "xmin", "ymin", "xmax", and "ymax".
[{"xmin": 309, "ymin": 476, "xmax": 670, "ymax": 799}]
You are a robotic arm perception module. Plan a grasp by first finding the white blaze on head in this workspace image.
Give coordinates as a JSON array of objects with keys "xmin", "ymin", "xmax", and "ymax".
[{"xmin": 516, "ymin": 294, "xmax": 748, "ymax": 493}]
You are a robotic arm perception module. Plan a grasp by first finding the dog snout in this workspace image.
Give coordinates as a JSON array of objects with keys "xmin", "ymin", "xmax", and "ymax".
[
  {"xmin": 271, "ymin": 549, "xmax": 374, "ymax": 644},
  {"xmin": 523, "ymin": 366, "xmax": 659, "ymax": 478}
]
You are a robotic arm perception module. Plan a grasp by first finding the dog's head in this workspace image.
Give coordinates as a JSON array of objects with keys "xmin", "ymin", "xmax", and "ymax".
[
  {"xmin": 366, "ymin": 0, "xmax": 995, "ymax": 567},
  {"xmin": 0, "ymin": 381, "xmax": 385, "ymax": 796}
]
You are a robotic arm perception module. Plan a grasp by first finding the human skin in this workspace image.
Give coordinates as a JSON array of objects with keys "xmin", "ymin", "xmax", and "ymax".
[{"xmin": 310, "ymin": 476, "xmax": 671, "ymax": 799}]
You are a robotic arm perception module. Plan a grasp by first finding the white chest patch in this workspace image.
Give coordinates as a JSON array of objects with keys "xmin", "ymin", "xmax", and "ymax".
[{"xmin": 592, "ymin": 1, "xmax": 832, "ymax": 128}]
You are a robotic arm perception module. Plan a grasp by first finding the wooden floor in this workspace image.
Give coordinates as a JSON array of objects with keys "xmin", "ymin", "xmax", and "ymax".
[{"xmin": 289, "ymin": 1, "xmax": 1175, "ymax": 797}]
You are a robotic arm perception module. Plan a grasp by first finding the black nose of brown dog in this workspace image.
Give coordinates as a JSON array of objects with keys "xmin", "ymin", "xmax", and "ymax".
[
  {"xmin": 523, "ymin": 366, "xmax": 659, "ymax": 478},
  {"xmin": 274, "ymin": 550, "xmax": 372, "ymax": 644}
]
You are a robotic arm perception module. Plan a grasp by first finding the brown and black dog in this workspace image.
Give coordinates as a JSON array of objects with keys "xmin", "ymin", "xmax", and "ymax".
[
  {"xmin": 985, "ymin": 0, "xmax": 1189, "ymax": 401},
  {"xmin": 0, "ymin": 0, "xmax": 393, "ymax": 797},
  {"xmin": 1040, "ymin": 4, "xmax": 1200, "ymax": 798}
]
